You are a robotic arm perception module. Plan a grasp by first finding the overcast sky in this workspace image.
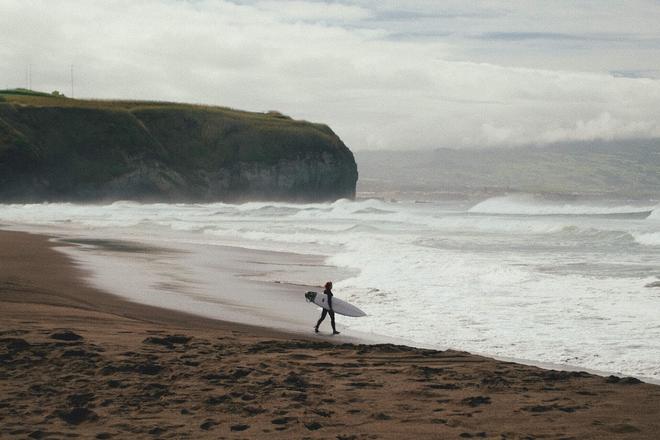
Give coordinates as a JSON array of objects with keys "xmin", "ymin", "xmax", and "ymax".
[{"xmin": 2, "ymin": 0, "xmax": 660, "ymax": 150}]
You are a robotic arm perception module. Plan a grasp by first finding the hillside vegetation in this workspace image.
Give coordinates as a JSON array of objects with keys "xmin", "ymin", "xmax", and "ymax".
[{"xmin": 0, "ymin": 90, "xmax": 357, "ymax": 202}]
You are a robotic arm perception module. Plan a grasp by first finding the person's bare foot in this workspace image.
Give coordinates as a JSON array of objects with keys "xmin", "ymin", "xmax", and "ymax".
[{"xmin": 332, "ymin": 331, "xmax": 340, "ymax": 335}]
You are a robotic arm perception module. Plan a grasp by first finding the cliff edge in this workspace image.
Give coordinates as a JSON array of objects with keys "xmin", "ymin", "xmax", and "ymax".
[{"xmin": 0, "ymin": 90, "xmax": 358, "ymax": 202}]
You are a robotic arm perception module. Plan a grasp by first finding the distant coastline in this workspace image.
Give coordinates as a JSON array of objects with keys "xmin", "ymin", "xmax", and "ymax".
[{"xmin": 356, "ymin": 140, "xmax": 660, "ymax": 200}]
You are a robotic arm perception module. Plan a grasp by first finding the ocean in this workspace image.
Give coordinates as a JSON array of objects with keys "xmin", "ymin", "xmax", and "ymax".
[{"xmin": 1, "ymin": 194, "xmax": 659, "ymax": 380}]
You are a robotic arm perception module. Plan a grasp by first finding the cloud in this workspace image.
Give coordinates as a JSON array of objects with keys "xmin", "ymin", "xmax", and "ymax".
[
  {"xmin": 537, "ymin": 113, "xmax": 660, "ymax": 144},
  {"xmin": 1, "ymin": 0, "xmax": 660, "ymax": 150},
  {"xmin": 477, "ymin": 32, "xmax": 594, "ymax": 42},
  {"xmin": 254, "ymin": 1, "xmax": 372, "ymax": 22},
  {"xmin": 610, "ymin": 69, "xmax": 660, "ymax": 79}
]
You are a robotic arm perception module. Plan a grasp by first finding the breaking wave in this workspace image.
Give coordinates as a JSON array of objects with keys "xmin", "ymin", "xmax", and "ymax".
[{"xmin": 469, "ymin": 194, "xmax": 654, "ymax": 217}]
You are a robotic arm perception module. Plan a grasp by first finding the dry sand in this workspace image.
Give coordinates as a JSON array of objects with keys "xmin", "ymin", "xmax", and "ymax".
[{"xmin": 1, "ymin": 230, "xmax": 660, "ymax": 439}]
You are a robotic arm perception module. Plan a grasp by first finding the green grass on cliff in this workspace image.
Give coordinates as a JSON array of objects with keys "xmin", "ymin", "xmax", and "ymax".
[
  {"xmin": 0, "ymin": 88, "xmax": 58, "ymax": 98},
  {"xmin": 0, "ymin": 90, "xmax": 318, "ymax": 128}
]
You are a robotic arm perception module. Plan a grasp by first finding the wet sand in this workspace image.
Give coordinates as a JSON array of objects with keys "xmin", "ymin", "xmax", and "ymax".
[
  {"xmin": 1, "ymin": 230, "xmax": 660, "ymax": 439},
  {"xmin": 51, "ymin": 231, "xmax": 367, "ymax": 341}
]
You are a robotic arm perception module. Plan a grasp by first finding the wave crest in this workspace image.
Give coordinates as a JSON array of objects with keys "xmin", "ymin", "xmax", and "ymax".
[{"xmin": 469, "ymin": 194, "xmax": 654, "ymax": 217}]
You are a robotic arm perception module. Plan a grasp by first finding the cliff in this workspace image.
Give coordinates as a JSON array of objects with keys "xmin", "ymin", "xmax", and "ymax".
[{"xmin": 0, "ymin": 90, "xmax": 358, "ymax": 202}]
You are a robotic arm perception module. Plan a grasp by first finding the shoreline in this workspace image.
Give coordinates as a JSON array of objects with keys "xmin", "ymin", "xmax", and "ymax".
[
  {"xmin": 2, "ymin": 230, "xmax": 660, "ymax": 438},
  {"xmin": 49, "ymin": 227, "xmax": 389, "ymax": 345},
  {"xmin": 2, "ymin": 199, "xmax": 659, "ymax": 382},
  {"xmin": 0, "ymin": 230, "xmax": 297, "ymax": 338},
  {"xmin": 50, "ymin": 227, "xmax": 660, "ymax": 384},
  {"xmin": 5, "ymin": 224, "xmax": 660, "ymax": 381}
]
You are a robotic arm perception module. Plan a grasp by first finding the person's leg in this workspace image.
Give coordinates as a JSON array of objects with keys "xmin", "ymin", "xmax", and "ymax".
[
  {"xmin": 315, "ymin": 309, "xmax": 328, "ymax": 332},
  {"xmin": 330, "ymin": 311, "xmax": 339, "ymax": 334}
]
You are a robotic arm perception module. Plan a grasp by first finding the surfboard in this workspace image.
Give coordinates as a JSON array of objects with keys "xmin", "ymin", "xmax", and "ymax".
[{"xmin": 305, "ymin": 291, "xmax": 366, "ymax": 317}]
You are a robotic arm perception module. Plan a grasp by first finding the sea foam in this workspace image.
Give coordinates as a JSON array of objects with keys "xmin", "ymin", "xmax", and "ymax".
[{"xmin": 469, "ymin": 194, "xmax": 655, "ymax": 216}]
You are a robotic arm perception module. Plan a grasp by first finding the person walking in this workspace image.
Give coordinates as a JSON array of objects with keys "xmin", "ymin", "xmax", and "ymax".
[{"xmin": 315, "ymin": 281, "xmax": 340, "ymax": 335}]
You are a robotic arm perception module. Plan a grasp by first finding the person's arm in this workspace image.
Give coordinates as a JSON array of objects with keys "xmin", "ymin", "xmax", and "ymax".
[{"xmin": 327, "ymin": 293, "xmax": 333, "ymax": 311}]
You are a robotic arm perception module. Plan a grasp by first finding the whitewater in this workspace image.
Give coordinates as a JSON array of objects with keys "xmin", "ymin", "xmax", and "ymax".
[{"xmin": 1, "ymin": 194, "xmax": 660, "ymax": 380}]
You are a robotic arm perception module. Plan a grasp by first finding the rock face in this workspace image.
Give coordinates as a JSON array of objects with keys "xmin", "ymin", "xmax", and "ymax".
[{"xmin": 0, "ymin": 93, "xmax": 357, "ymax": 202}]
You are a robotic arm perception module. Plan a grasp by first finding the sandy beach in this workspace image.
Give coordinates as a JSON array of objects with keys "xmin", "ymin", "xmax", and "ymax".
[{"xmin": 2, "ymin": 230, "xmax": 660, "ymax": 439}]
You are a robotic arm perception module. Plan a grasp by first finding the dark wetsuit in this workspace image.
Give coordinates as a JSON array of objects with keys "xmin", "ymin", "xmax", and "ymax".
[{"xmin": 315, "ymin": 288, "xmax": 337, "ymax": 333}]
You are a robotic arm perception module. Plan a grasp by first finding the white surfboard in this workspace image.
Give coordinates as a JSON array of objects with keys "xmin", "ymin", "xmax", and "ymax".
[{"xmin": 305, "ymin": 291, "xmax": 366, "ymax": 317}]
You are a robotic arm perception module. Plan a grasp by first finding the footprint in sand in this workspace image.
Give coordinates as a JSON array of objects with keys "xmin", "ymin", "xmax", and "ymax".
[{"xmin": 230, "ymin": 424, "xmax": 250, "ymax": 431}]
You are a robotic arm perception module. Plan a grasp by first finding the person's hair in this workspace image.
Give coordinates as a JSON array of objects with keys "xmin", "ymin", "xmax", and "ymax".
[{"xmin": 324, "ymin": 281, "xmax": 333, "ymax": 289}]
